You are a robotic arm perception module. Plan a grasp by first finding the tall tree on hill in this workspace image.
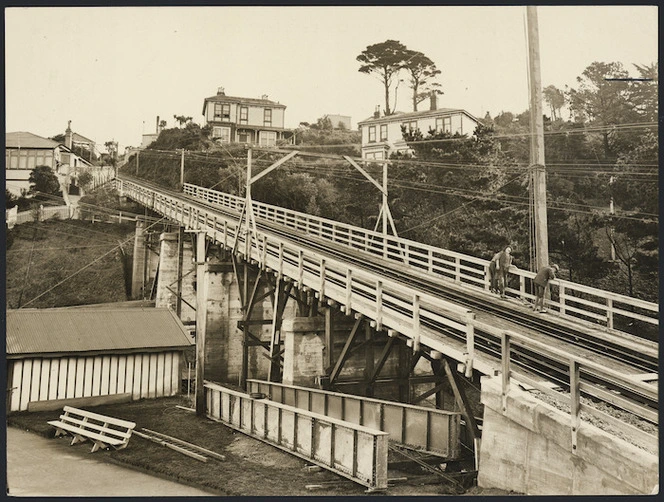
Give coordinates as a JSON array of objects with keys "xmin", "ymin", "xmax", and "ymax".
[
  {"xmin": 542, "ymin": 85, "xmax": 566, "ymax": 120},
  {"xmin": 357, "ymin": 40, "xmax": 409, "ymax": 116},
  {"xmin": 403, "ymin": 50, "xmax": 443, "ymax": 112},
  {"xmin": 628, "ymin": 62, "xmax": 658, "ymax": 121},
  {"xmin": 567, "ymin": 62, "xmax": 638, "ymax": 158}
]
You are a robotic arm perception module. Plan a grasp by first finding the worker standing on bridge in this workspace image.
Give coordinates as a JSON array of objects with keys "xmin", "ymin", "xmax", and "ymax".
[
  {"xmin": 495, "ymin": 246, "xmax": 514, "ymax": 299},
  {"xmin": 533, "ymin": 263, "xmax": 559, "ymax": 313},
  {"xmin": 487, "ymin": 250, "xmax": 502, "ymax": 293}
]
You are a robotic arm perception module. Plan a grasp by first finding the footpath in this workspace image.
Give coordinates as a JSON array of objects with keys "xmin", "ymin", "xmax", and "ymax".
[{"xmin": 6, "ymin": 427, "xmax": 216, "ymax": 497}]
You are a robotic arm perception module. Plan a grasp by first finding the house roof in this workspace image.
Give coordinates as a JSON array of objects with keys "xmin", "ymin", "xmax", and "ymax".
[
  {"xmin": 358, "ymin": 108, "xmax": 479, "ymax": 126},
  {"xmin": 6, "ymin": 307, "xmax": 193, "ymax": 358},
  {"xmin": 202, "ymin": 94, "xmax": 287, "ymax": 115},
  {"xmin": 6, "ymin": 132, "xmax": 61, "ymax": 150},
  {"xmin": 71, "ymin": 132, "xmax": 95, "ymax": 145}
]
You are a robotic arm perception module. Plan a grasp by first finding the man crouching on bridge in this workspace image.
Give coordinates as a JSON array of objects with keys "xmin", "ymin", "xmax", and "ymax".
[{"xmin": 533, "ymin": 263, "xmax": 559, "ymax": 313}]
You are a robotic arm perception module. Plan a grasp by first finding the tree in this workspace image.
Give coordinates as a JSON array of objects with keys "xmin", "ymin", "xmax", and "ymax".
[
  {"xmin": 5, "ymin": 190, "xmax": 19, "ymax": 209},
  {"xmin": 567, "ymin": 62, "xmax": 639, "ymax": 158},
  {"xmin": 628, "ymin": 62, "xmax": 658, "ymax": 121},
  {"xmin": 542, "ymin": 85, "xmax": 566, "ymax": 120},
  {"xmin": 77, "ymin": 169, "xmax": 94, "ymax": 190},
  {"xmin": 159, "ymin": 119, "xmax": 167, "ymax": 131},
  {"xmin": 29, "ymin": 165, "xmax": 61, "ymax": 195},
  {"xmin": 357, "ymin": 40, "xmax": 409, "ymax": 116},
  {"xmin": 173, "ymin": 115, "xmax": 193, "ymax": 127},
  {"xmin": 104, "ymin": 141, "xmax": 118, "ymax": 168},
  {"xmin": 402, "ymin": 50, "xmax": 442, "ymax": 112}
]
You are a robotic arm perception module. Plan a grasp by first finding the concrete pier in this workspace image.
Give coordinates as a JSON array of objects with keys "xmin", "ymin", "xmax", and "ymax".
[{"xmin": 478, "ymin": 376, "xmax": 658, "ymax": 495}]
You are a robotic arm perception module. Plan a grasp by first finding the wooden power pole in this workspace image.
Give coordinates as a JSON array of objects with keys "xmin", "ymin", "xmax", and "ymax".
[{"xmin": 527, "ymin": 5, "xmax": 549, "ymax": 271}]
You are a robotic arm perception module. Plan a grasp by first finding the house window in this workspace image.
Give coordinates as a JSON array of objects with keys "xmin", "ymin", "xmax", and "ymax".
[
  {"xmin": 238, "ymin": 131, "xmax": 250, "ymax": 143},
  {"xmin": 19, "ymin": 150, "xmax": 28, "ymax": 169},
  {"xmin": 368, "ymin": 126, "xmax": 376, "ymax": 143},
  {"xmin": 214, "ymin": 103, "xmax": 231, "ymax": 120},
  {"xmin": 259, "ymin": 131, "xmax": 277, "ymax": 147},
  {"xmin": 264, "ymin": 109, "xmax": 272, "ymax": 126},
  {"xmin": 213, "ymin": 126, "xmax": 231, "ymax": 143},
  {"xmin": 380, "ymin": 124, "xmax": 388, "ymax": 141},
  {"xmin": 402, "ymin": 120, "xmax": 418, "ymax": 132},
  {"xmin": 436, "ymin": 117, "xmax": 452, "ymax": 133},
  {"xmin": 240, "ymin": 107, "xmax": 248, "ymax": 125}
]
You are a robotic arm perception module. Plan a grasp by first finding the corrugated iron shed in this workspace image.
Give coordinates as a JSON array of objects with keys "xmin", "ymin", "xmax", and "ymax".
[{"xmin": 7, "ymin": 308, "xmax": 194, "ymax": 358}]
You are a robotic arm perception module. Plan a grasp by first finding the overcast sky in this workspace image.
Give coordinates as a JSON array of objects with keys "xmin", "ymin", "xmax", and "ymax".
[{"xmin": 5, "ymin": 5, "xmax": 658, "ymax": 151}]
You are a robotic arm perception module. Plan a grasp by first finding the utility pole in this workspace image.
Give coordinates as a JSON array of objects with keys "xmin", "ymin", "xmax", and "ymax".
[
  {"xmin": 527, "ymin": 5, "xmax": 549, "ymax": 271},
  {"xmin": 180, "ymin": 149, "xmax": 185, "ymax": 188}
]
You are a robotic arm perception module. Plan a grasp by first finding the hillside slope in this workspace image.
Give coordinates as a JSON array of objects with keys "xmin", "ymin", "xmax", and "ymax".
[{"xmin": 6, "ymin": 219, "xmax": 134, "ymax": 309}]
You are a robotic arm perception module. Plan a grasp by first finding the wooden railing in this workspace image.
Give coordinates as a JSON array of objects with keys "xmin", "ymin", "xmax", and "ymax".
[
  {"xmin": 498, "ymin": 329, "xmax": 658, "ymax": 453},
  {"xmin": 184, "ymin": 183, "xmax": 658, "ymax": 333}
]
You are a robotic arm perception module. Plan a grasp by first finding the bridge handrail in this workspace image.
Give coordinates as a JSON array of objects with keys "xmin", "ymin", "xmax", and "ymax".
[
  {"xmin": 183, "ymin": 183, "xmax": 658, "ymax": 331},
  {"xmin": 498, "ymin": 328, "xmax": 657, "ymax": 452},
  {"xmin": 120, "ymin": 178, "xmax": 658, "ymax": 434}
]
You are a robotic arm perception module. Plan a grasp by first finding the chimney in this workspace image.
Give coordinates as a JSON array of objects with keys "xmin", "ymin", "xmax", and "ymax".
[
  {"xmin": 373, "ymin": 105, "xmax": 380, "ymax": 119},
  {"xmin": 65, "ymin": 120, "xmax": 73, "ymax": 149},
  {"xmin": 430, "ymin": 91, "xmax": 437, "ymax": 111},
  {"xmin": 156, "ymin": 115, "xmax": 160, "ymax": 133},
  {"xmin": 217, "ymin": 86, "xmax": 225, "ymax": 95}
]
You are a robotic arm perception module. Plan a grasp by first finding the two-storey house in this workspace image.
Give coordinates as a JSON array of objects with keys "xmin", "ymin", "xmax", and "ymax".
[
  {"xmin": 358, "ymin": 94, "xmax": 480, "ymax": 160},
  {"xmin": 202, "ymin": 87, "xmax": 289, "ymax": 147}
]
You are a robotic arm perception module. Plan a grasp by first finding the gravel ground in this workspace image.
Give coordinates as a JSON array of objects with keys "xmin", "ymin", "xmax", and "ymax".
[{"xmin": 526, "ymin": 388, "xmax": 657, "ymax": 455}]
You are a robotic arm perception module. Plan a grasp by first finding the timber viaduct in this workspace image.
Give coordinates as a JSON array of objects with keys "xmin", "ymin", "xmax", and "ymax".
[{"xmin": 115, "ymin": 158, "xmax": 658, "ymax": 495}]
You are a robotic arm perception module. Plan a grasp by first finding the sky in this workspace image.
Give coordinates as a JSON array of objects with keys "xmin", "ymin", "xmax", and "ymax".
[{"xmin": 5, "ymin": 5, "xmax": 658, "ymax": 151}]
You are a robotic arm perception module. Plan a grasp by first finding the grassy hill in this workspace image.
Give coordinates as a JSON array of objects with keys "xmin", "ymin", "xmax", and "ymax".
[{"xmin": 6, "ymin": 219, "xmax": 135, "ymax": 309}]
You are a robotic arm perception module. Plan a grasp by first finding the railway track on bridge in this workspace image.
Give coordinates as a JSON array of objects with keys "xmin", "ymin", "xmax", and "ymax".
[{"xmin": 119, "ymin": 176, "xmax": 658, "ymax": 425}]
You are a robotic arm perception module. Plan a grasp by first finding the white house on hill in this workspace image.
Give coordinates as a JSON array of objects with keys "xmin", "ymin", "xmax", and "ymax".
[{"xmin": 358, "ymin": 94, "xmax": 480, "ymax": 160}]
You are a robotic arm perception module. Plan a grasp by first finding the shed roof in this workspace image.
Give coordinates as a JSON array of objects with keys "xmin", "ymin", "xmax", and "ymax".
[
  {"xmin": 7, "ymin": 308, "xmax": 193, "ymax": 358},
  {"xmin": 6, "ymin": 131, "xmax": 61, "ymax": 149}
]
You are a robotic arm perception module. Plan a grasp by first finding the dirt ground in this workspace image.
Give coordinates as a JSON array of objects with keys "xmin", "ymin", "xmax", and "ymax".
[{"xmin": 7, "ymin": 395, "xmax": 515, "ymax": 496}]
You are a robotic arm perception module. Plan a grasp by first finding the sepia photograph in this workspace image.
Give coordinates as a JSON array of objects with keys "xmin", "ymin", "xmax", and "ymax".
[{"xmin": 4, "ymin": 4, "xmax": 658, "ymax": 496}]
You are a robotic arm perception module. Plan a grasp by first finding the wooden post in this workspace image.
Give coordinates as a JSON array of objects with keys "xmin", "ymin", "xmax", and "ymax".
[
  {"xmin": 180, "ymin": 149, "xmax": 185, "ymax": 188},
  {"xmin": 570, "ymin": 359, "xmax": 580, "ymax": 454},
  {"xmin": 194, "ymin": 231, "xmax": 208, "ymax": 416},
  {"xmin": 324, "ymin": 307, "xmax": 333, "ymax": 371},
  {"xmin": 527, "ymin": 5, "xmax": 549, "ymax": 271},
  {"xmin": 501, "ymin": 333, "xmax": 511, "ymax": 413}
]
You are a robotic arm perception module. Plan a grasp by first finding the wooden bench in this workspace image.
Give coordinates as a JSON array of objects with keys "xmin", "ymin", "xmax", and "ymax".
[{"xmin": 47, "ymin": 406, "xmax": 136, "ymax": 453}]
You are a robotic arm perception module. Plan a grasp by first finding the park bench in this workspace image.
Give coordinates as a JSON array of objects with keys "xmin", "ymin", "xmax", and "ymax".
[{"xmin": 47, "ymin": 406, "xmax": 136, "ymax": 453}]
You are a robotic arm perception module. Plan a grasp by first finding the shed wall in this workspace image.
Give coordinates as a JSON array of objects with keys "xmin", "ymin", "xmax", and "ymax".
[{"xmin": 8, "ymin": 351, "xmax": 182, "ymax": 412}]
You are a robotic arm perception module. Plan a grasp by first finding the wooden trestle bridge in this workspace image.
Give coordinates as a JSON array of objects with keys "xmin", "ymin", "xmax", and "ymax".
[{"xmin": 115, "ymin": 162, "xmax": 657, "ymax": 491}]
